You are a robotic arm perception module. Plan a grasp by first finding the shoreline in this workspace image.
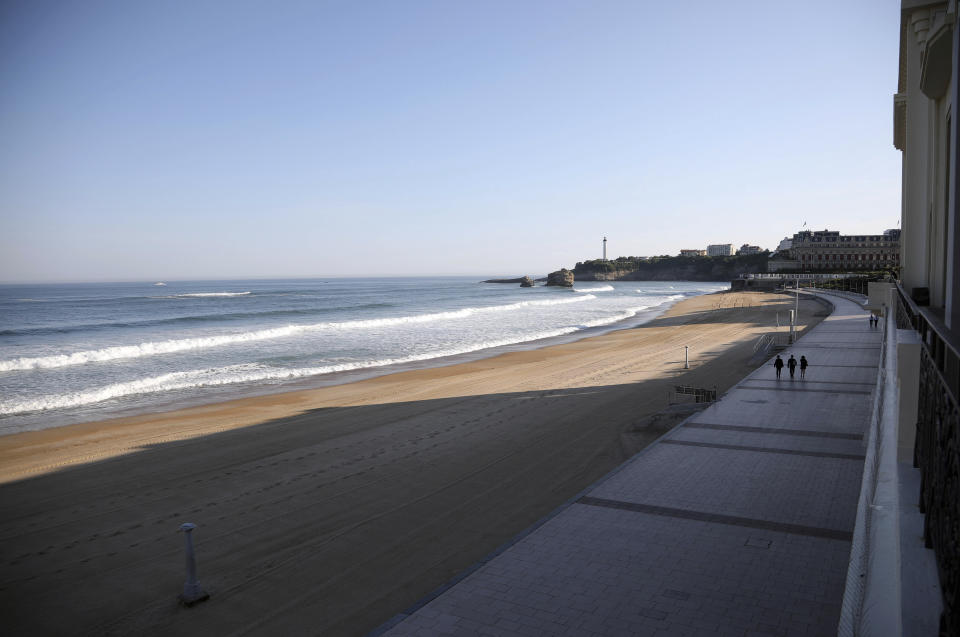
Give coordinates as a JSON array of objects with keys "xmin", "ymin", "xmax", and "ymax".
[
  {"xmin": 0, "ymin": 289, "xmax": 810, "ymax": 486},
  {"xmin": 0, "ymin": 290, "xmax": 829, "ymax": 635},
  {"xmin": 0, "ymin": 285, "xmax": 718, "ymax": 437}
]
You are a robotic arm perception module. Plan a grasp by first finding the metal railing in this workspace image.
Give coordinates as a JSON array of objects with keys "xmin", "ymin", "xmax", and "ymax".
[
  {"xmin": 670, "ymin": 385, "xmax": 717, "ymax": 404},
  {"xmin": 741, "ymin": 273, "xmax": 864, "ymax": 279},
  {"xmin": 894, "ymin": 283, "xmax": 960, "ymax": 636},
  {"xmin": 752, "ymin": 332, "xmax": 790, "ymax": 355}
]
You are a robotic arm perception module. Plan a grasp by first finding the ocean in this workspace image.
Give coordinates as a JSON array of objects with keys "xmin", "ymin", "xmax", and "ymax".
[{"xmin": 0, "ymin": 277, "xmax": 728, "ymax": 434}]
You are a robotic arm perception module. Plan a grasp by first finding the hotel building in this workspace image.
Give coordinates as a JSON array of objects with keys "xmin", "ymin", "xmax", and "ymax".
[
  {"xmin": 706, "ymin": 243, "xmax": 732, "ymax": 256},
  {"xmin": 789, "ymin": 228, "xmax": 901, "ymax": 271}
]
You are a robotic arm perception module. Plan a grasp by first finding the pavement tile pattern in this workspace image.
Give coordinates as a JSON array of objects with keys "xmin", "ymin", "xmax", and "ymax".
[{"xmin": 379, "ymin": 293, "xmax": 879, "ymax": 637}]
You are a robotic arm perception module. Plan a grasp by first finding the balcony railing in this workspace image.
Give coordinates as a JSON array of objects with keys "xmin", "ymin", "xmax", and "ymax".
[{"xmin": 895, "ymin": 283, "xmax": 960, "ymax": 636}]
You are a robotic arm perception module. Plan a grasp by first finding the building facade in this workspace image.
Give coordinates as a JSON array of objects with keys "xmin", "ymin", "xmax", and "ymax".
[
  {"xmin": 789, "ymin": 228, "xmax": 900, "ymax": 271},
  {"xmin": 706, "ymin": 244, "xmax": 732, "ymax": 256},
  {"xmin": 897, "ymin": 1, "xmax": 960, "ymax": 318},
  {"xmin": 736, "ymin": 244, "xmax": 762, "ymax": 255},
  {"xmin": 679, "ymin": 249, "xmax": 707, "ymax": 257},
  {"xmin": 858, "ymin": 4, "xmax": 960, "ymax": 635}
]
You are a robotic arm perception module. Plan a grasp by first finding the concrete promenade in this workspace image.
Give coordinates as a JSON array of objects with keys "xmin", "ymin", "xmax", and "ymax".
[{"xmin": 378, "ymin": 293, "xmax": 880, "ymax": 637}]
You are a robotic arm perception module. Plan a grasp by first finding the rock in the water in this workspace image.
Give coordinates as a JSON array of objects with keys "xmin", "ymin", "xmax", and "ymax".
[
  {"xmin": 519, "ymin": 276, "xmax": 535, "ymax": 287},
  {"xmin": 545, "ymin": 269, "xmax": 574, "ymax": 287}
]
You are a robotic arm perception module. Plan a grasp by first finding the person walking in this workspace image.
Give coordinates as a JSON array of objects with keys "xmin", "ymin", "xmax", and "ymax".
[
  {"xmin": 800, "ymin": 355, "xmax": 808, "ymax": 379},
  {"xmin": 787, "ymin": 354, "xmax": 797, "ymax": 379},
  {"xmin": 774, "ymin": 355, "xmax": 784, "ymax": 379}
]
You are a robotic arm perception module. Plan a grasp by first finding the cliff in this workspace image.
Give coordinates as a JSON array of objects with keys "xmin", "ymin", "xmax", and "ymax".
[{"xmin": 573, "ymin": 254, "xmax": 769, "ymax": 282}]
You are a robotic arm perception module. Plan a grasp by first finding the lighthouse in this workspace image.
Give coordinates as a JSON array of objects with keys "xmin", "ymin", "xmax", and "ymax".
[{"xmin": 602, "ymin": 236, "xmax": 607, "ymax": 261}]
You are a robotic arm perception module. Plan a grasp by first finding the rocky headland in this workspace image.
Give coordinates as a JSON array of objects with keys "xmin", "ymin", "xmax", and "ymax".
[
  {"xmin": 483, "ymin": 276, "xmax": 536, "ymax": 287},
  {"xmin": 545, "ymin": 269, "xmax": 574, "ymax": 287},
  {"xmin": 573, "ymin": 253, "xmax": 769, "ymax": 282}
]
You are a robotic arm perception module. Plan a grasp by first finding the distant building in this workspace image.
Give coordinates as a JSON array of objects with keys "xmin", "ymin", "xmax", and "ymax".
[
  {"xmin": 707, "ymin": 244, "xmax": 733, "ymax": 257},
  {"xmin": 736, "ymin": 244, "xmax": 762, "ymax": 255},
  {"xmin": 776, "ymin": 237, "xmax": 793, "ymax": 253},
  {"xmin": 679, "ymin": 249, "xmax": 707, "ymax": 257},
  {"xmin": 789, "ymin": 228, "xmax": 900, "ymax": 271}
]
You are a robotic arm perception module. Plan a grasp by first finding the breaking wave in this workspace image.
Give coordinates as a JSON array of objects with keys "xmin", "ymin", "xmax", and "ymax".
[
  {"xmin": 0, "ymin": 295, "xmax": 596, "ymax": 372},
  {"xmin": 0, "ymin": 325, "xmax": 586, "ymax": 415},
  {"xmin": 578, "ymin": 305, "xmax": 650, "ymax": 328},
  {"xmin": 166, "ymin": 292, "xmax": 252, "ymax": 298},
  {"xmin": 574, "ymin": 285, "xmax": 614, "ymax": 292},
  {"xmin": 0, "ymin": 303, "xmax": 397, "ymax": 337}
]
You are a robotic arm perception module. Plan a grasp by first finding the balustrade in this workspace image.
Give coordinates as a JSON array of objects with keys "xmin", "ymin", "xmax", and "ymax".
[{"xmin": 895, "ymin": 283, "xmax": 959, "ymax": 636}]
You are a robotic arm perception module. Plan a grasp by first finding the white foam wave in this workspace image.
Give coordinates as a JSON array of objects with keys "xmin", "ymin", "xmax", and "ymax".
[
  {"xmin": 171, "ymin": 292, "xmax": 251, "ymax": 297},
  {"xmin": 0, "ymin": 326, "xmax": 585, "ymax": 415},
  {"xmin": 574, "ymin": 285, "xmax": 614, "ymax": 292},
  {"xmin": 578, "ymin": 305, "xmax": 650, "ymax": 328},
  {"xmin": 637, "ymin": 291, "xmax": 685, "ymax": 302},
  {"xmin": 0, "ymin": 295, "xmax": 596, "ymax": 371}
]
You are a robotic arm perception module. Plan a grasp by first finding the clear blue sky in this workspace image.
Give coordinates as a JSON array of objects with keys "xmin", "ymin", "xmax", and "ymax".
[{"xmin": 0, "ymin": 0, "xmax": 902, "ymax": 282}]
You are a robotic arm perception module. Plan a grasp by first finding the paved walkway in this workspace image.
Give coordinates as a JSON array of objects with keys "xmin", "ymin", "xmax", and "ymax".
[{"xmin": 376, "ymin": 293, "xmax": 880, "ymax": 637}]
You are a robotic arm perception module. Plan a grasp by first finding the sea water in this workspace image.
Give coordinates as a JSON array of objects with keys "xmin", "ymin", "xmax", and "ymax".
[{"xmin": 0, "ymin": 277, "xmax": 728, "ymax": 434}]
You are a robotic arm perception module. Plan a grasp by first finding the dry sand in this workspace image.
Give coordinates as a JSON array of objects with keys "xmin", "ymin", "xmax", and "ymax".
[{"xmin": 0, "ymin": 291, "xmax": 828, "ymax": 636}]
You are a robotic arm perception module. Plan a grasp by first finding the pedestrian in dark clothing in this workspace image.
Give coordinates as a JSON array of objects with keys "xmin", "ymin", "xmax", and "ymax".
[
  {"xmin": 774, "ymin": 355, "xmax": 784, "ymax": 379},
  {"xmin": 787, "ymin": 354, "xmax": 797, "ymax": 379},
  {"xmin": 800, "ymin": 355, "xmax": 808, "ymax": 379}
]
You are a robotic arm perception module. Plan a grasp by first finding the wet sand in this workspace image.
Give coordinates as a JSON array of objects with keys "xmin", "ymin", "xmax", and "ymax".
[{"xmin": 0, "ymin": 291, "xmax": 827, "ymax": 636}]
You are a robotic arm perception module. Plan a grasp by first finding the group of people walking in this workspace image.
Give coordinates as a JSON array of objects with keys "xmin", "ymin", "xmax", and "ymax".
[{"xmin": 774, "ymin": 354, "xmax": 807, "ymax": 380}]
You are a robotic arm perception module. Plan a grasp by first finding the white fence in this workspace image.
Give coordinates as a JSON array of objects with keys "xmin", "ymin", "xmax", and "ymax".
[{"xmin": 837, "ymin": 301, "xmax": 901, "ymax": 635}]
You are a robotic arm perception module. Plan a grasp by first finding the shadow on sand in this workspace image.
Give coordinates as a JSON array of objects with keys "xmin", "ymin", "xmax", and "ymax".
[{"xmin": 0, "ymin": 293, "xmax": 824, "ymax": 636}]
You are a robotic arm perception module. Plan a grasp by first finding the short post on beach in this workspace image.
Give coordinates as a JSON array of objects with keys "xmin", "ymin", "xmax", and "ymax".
[{"xmin": 178, "ymin": 523, "xmax": 209, "ymax": 606}]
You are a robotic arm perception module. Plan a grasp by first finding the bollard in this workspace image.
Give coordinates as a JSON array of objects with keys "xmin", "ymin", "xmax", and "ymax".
[
  {"xmin": 178, "ymin": 523, "xmax": 209, "ymax": 606},
  {"xmin": 684, "ymin": 346, "xmax": 689, "ymax": 369}
]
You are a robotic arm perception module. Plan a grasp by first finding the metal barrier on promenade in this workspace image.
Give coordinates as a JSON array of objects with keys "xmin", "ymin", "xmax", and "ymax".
[
  {"xmin": 751, "ymin": 332, "xmax": 790, "ymax": 360},
  {"xmin": 894, "ymin": 284, "xmax": 960, "ymax": 636},
  {"xmin": 670, "ymin": 384, "xmax": 717, "ymax": 404}
]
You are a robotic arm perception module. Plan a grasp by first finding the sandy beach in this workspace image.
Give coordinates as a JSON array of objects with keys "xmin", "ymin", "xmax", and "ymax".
[{"xmin": 0, "ymin": 290, "xmax": 828, "ymax": 636}]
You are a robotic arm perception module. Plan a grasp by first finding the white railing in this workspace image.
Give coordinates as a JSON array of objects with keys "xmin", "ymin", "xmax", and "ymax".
[
  {"xmin": 838, "ymin": 301, "xmax": 901, "ymax": 635},
  {"xmin": 740, "ymin": 273, "xmax": 868, "ymax": 280},
  {"xmin": 806, "ymin": 288, "xmax": 868, "ymax": 306}
]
